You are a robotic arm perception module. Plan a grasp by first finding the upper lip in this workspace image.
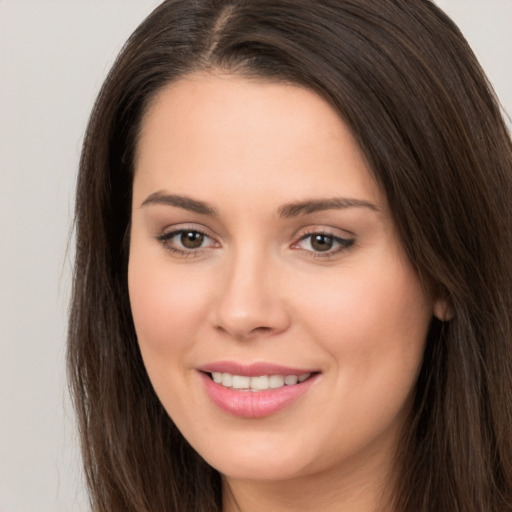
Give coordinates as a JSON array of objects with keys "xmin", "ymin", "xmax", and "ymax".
[{"xmin": 197, "ymin": 361, "xmax": 319, "ymax": 377}]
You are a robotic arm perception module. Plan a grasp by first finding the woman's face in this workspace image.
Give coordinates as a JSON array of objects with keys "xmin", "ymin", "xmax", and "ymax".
[{"xmin": 129, "ymin": 73, "xmax": 435, "ymax": 483}]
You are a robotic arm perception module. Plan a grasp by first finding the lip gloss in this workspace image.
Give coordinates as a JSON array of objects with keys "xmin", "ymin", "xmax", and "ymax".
[{"xmin": 198, "ymin": 362, "xmax": 319, "ymax": 418}]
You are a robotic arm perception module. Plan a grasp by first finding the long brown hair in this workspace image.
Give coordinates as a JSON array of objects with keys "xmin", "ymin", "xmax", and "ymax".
[{"xmin": 68, "ymin": 1, "xmax": 512, "ymax": 510}]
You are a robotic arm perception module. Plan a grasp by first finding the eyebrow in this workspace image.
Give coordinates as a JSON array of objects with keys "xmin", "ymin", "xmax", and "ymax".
[
  {"xmin": 278, "ymin": 197, "xmax": 379, "ymax": 218},
  {"xmin": 140, "ymin": 191, "xmax": 379, "ymax": 218},
  {"xmin": 141, "ymin": 192, "xmax": 217, "ymax": 215}
]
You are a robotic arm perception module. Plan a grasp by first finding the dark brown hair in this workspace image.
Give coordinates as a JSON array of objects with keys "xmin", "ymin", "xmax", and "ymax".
[{"xmin": 68, "ymin": 1, "xmax": 512, "ymax": 510}]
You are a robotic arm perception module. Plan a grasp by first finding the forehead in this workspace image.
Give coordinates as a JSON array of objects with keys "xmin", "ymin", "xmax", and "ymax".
[{"xmin": 133, "ymin": 72, "xmax": 383, "ymax": 210}]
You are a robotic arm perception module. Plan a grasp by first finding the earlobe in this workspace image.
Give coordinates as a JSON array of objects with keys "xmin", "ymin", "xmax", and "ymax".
[{"xmin": 433, "ymin": 299, "xmax": 454, "ymax": 321}]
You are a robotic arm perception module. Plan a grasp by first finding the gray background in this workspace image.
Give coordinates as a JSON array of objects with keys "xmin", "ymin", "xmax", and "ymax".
[{"xmin": 0, "ymin": 1, "xmax": 510, "ymax": 511}]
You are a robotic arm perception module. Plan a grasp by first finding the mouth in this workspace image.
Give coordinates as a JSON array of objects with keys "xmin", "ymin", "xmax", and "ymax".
[
  {"xmin": 198, "ymin": 364, "xmax": 320, "ymax": 418},
  {"xmin": 206, "ymin": 371, "xmax": 314, "ymax": 391}
]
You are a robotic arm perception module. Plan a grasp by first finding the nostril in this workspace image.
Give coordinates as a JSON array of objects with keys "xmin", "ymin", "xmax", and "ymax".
[{"xmin": 252, "ymin": 326, "xmax": 272, "ymax": 333}]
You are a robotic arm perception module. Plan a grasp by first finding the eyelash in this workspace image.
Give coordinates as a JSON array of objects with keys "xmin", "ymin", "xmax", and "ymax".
[
  {"xmin": 155, "ymin": 228, "xmax": 355, "ymax": 258},
  {"xmin": 155, "ymin": 228, "xmax": 217, "ymax": 257},
  {"xmin": 294, "ymin": 230, "xmax": 355, "ymax": 258}
]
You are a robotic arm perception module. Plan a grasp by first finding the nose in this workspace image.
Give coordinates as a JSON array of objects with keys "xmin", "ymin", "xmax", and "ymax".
[{"xmin": 211, "ymin": 248, "xmax": 291, "ymax": 341}]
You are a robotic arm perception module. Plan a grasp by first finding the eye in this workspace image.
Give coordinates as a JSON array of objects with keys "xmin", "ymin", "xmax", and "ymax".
[
  {"xmin": 294, "ymin": 231, "xmax": 354, "ymax": 256},
  {"xmin": 178, "ymin": 230, "xmax": 206, "ymax": 249},
  {"xmin": 156, "ymin": 228, "xmax": 218, "ymax": 255}
]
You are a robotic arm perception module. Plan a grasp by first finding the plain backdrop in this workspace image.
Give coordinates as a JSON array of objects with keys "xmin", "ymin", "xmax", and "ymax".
[{"xmin": 0, "ymin": 1, "xmax": 510, "ymax": 511}]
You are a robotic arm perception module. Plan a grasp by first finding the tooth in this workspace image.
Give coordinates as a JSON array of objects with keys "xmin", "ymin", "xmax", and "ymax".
[
  {"xmin": 232, "ymin": 375, "xmax": 250, "ymax": 389},
  {"xmin": 250, "ymin": 375, "xmax": 270, "ymax": 390},
  {"xmin": 284, "ymin": 375, "xmax": 298, "ymax": 385},
  {"xmin": 269, "ymin": 375, "xmax": 285, "ymax": 388},
  {"xmin": 215, "ymin": 372, "xmax": 310, "ymax": 390},
  {"xmin": 221, "ymin": 373, "xmax": 233, "ymax": 387}
]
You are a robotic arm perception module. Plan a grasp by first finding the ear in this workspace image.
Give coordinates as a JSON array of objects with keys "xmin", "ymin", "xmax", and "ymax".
[{"xmin": 433, "ymin": 298, "xmax": 454, "ymax": 321}]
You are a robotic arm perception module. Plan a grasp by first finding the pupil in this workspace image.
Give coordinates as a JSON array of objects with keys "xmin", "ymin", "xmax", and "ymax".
[
  {"xmin": 312, "ymin": 234, "xmax": 333, "ymax": 251},
  {"xmin": 181, "ymin": 231, "xmax": 204, "ymax": 249}
]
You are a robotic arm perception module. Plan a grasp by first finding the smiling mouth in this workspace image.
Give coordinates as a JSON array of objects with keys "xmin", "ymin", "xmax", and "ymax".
[
  {"xmin": 201, "ymin": 369, "xmax": 320, "ymax": 417},
  {"xmin": 207, "ymin": 372, "xmax": 314, "ymax": 391}
]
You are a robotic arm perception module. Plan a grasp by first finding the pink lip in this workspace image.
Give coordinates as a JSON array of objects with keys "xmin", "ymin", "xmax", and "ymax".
[
  {"xmin": 198, "ymin": 361, "xmax": 320, "ymax": 418},
  {"xmin": 198, "ymin": 361, "xmax": 316, "ymax": 377}
]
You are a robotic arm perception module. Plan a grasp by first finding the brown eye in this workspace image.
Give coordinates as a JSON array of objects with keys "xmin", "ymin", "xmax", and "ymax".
[
  {"xmin": 295, "ymin": 231, "xmax": 354, "ymax": 256},
  {"xmin": 310, "ymin": 234, "xmax": 334, "ymax": 252},
  {"xmin": 180, "ymin": 231, "xmax": 205, "ymax": 249},
  {"xmin": 156, "ymin": 228, "xmax": 216, "ymax": 255}
]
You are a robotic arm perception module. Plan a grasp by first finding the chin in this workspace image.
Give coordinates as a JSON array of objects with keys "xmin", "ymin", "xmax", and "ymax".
[
  {"xmin": 214, "ymin": 455, "xmax": 309, "ymax": 482},
  {"xmin": 191, "ymin": 430, "xmax": 319, "ymax": 482}
]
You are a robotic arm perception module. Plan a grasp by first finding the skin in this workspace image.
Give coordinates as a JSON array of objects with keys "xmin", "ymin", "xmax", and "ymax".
[{"xmin": 128, "ymin": 72, "xmax": 440, "ymax": 512}]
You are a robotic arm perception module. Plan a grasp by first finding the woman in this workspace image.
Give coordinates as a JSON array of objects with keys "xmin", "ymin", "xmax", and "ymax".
[{"xmin": 68, "ymin": 0, "xmax": 512, "ymax": 511}]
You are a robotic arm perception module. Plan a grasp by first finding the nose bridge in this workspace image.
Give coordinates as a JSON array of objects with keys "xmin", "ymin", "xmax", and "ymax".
[{"xmin": 213, "ymin": 240, "xmax": 289, "ymax": 339}]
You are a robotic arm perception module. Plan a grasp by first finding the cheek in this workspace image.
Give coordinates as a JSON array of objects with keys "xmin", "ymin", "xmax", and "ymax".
[
  {"xmin": 127, "ymin": 250, "xmax": 218, "ymax": 423},
  {"xmin": 296, "ymin": 251, "xmax": 431, "ymax": 390},
  {"xmin": 286, "ymin": 256, "xmax": 431, "ymax": 465},
  {"xmin": 128, "ymin": 251, "xmax": 211, "ymax": 357}
]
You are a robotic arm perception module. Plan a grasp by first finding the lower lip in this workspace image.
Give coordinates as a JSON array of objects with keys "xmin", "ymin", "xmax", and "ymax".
[{"xmin": 200, "ymin": 372, "xmax": 318, "ymax": 418}]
